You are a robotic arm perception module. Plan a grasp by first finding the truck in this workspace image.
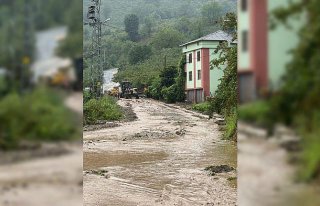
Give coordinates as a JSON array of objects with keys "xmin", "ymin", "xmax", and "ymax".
[{"xmin": 119, "ymin": 81, "xmax": 139, "ymax": 99}]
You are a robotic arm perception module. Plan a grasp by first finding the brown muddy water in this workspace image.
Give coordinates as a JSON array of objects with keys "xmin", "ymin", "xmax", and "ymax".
[
  {"xmin": 84, "ymin": 141, "xmax": 236, "ymax": 191},
  {"xmin": 84, "ymin": 99, "xmax": 237, "ymax": 205}
]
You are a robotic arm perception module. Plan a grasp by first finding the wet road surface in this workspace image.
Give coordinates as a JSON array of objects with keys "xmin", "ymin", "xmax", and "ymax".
[{"xmin": 84, "ymin": 99, "xmax": 237, "ymax": 206}]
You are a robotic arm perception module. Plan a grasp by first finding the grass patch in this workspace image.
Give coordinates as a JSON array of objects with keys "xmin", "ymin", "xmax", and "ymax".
[
  {"xmin": 297, "ymin": 112, "xmax": 320, "ymax": 182},
  {"xmin": 84, "ymin": 96, "xmax": 123, "ymax": 125},
  {"xmin": 223, "ymin": 111, "xmax": 237, "ymax": 141},
  {"xmin": 238, "ymin": 100, "xmax": 272, "ymax": 128},
  {"xmin": 192, "ymin": 101, "xmax": 211, "ymax": 114},
  {"xmin": 0, "ymin": 88, "xmax": 79, "ymax": 150},
  {"xmin": 299, "ymin": 135, "xmax": 320, "ymax": 182}
]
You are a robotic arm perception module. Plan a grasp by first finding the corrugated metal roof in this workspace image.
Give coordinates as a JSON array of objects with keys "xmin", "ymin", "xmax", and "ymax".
[{"xmin": 180, "ymin": 30, "xmax": 235, "ymax": 46}]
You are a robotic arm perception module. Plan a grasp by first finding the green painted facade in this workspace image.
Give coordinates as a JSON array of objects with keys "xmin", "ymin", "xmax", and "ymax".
[
  {"xmin": 238, "ymin": 0, "xmax": 303, "ymax": 90},
  {"xmin": 268, "ymin": 0, "xmax": 302, "ymax": 89},
  {"xmin": 210, "ymin": 48, "xmax": 225, "ymax": 94},
  {"xmin": 182, "ymin": 41, "xmax": 224, "ymax": 95}
]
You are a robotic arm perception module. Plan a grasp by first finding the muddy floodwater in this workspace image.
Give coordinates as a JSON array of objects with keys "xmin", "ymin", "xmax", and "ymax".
[{"xmin": 84, "ymin": 99, "xmax": 237, "ymax": 206}]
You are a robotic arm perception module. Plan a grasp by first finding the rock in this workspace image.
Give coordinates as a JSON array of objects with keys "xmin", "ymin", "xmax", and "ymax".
[
  {"xmin": 214, "ymin": 118, "xmax": 226, "ymax": 126},
  {"xmin": 279, "ymin": 139, "xmax": 301, "ymax": 152},
  {"xmin": 238, "ymin": 121, "xmax": 268, "ymax": 139},
  {"xmin": 212, "ymin": 113, "xmax": 223, "ymax": 119},
  {"xmin": 204, "ymin": 165, "xmax": 235, "ymax": 176},
  {"xmin": 175, "ymin": 129, "xmax": 186, "ymax": 136}
]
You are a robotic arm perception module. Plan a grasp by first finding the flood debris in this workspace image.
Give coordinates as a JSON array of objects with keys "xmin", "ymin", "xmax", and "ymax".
[
  {"xmin": 204, "ymin": 165, "xmax": 235, "ymax": 176},
  {"xmin": 83, "ymin": 122, "xmax": 120, "ymax": 131},
  {"xmin": 121, "ymin": 103, "xmax": 138, "ymax": 122},
  {"xmin": 85, "ymin": 169, "xmax": 109, "ymax": 178},
  {"xmin": 213, "ymin": 118, "xmax": 226, "ymax": 126},
  {"xmin": 131, "ymin": 130, "xmax": 177, "ymax": 140},
  {"xmin": 175, "ymin": 128, "xmax": 186, "ymax": 136},
  {"xmin": 84, "ymin": 99, "xmax": 237, "ymax": 205}
]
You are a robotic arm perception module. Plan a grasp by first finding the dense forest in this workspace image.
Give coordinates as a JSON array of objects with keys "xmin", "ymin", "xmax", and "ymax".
[{"xmin": 83, "ymin": 0, "xmax": 237, "ymax": 89}]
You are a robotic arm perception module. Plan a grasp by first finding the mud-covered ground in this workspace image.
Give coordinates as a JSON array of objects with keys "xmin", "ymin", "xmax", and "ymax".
[
  {"xmin": 237, "ymin": 122, "xmax": 320, "ymax": 206},
  {"xmin": 84, "ymin": 98, "xmax": 237, "ymax": 206}
]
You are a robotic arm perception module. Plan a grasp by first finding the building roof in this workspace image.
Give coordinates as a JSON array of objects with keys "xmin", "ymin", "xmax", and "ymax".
[{"xmin": 180, "ymin": 30, "xmax": 235, "ymax": 47}]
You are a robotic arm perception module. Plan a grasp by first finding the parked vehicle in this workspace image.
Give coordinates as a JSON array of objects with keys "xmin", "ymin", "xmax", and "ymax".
[{"xmin": 119, "ymin": 81, "xmax": 139, "ymax": 99}]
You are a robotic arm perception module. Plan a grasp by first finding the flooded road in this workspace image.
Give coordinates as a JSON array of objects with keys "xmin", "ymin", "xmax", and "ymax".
[{"xmin": 84, "ymin": 99, "xmax": 237, "ymax": 206}]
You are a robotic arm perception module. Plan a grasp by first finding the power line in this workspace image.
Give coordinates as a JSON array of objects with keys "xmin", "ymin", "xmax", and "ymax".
[{"xmin": 85, "ymin": 0, "xmax": 110, "ymax": 98}]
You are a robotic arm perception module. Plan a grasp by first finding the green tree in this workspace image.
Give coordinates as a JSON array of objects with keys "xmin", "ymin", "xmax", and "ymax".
[
  {"xmin": 151, "ymin": 27, "xmax": 184, "ymax": 49},
  {"xmin": 210, "ymin": 13, "xmax": 237, "ymax": 140},
  {"xmin": 128, "ymin": 45, "xmax": 152, "ymax": 64},
  {"xmin": 124, "ymin": 14, "xmax": 140, "ymax": 42},
  {"xmin": 201, "ymin": 2, "xmax": 224, "ymax": 25},
  {"xmin": 160, "ymin": 66, "xmax": 178, "ymax": 88}
]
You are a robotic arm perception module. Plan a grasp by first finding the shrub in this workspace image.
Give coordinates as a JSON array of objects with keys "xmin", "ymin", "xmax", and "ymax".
[
  {"xmin": 84, "ymin": 96, "xmax": 123, "ymax": 125},
  {"xmin": 84, "ymin": 89, "xmax": 93, "ymax": 104},
  {"xmin": 148, "ymin": 77, "xmax": 162, "ymax": 100},
  {"xmin": 238, "ymin": 100, "xmax": 272, "ymax": 129},
  {"xmin": 192, "ymin": 102, "xmax": 211, "ymax": 114},
  {"xmin": 297, "ymin": 111, "xmax": 320, "ymax": 182},
  {"xmin": 0, "ymin": 88, "xmax": 78, "ymax": 150},
  {"xmin": 161, "ymin": 85, "xmax": 177, "ymax": 103},
  {"xmin": 224, "ymin": 110, "xmax": 237, "ymax": 141}
]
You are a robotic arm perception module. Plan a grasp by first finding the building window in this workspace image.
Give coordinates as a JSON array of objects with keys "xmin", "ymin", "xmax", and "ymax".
[
  {"xmin": 241, "ymin": 0, "xmax": 247, "ymax": 11},
  {"xmin": 189, "ymin": 71, "xmax": 192, "ymax": 81},
  {"xmin": 188, "ymin": 53, "xmax": 192, "ymax": 63},
  {"xmin": 242, "ymin": 30, "xmax": 248, "ymax": 52},
  {"xmin": 197, "ymin": 51, "xmax": 201, "ymax": 61},
  {"xmin": 197, "ymin": 70, "xmax": 201, "ymax": 80}
]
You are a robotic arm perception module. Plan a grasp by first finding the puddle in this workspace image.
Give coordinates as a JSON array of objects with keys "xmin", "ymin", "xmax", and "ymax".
[
  {"xmin": 275, "ymin": 185, "xmax": 320, "ymax": 206},
  {"xmin": 84, "ymin": 151, "xmax": 168, "ymax": 171}
]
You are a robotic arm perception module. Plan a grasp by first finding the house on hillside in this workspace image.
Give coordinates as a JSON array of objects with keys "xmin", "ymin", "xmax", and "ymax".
[
  {"xmin": 238, "ymin": 0, "xmax": 303, "ymax": 103},
  {"xmin": 180, "ymin": 30, "xmax": 235, "ymax": 103}
]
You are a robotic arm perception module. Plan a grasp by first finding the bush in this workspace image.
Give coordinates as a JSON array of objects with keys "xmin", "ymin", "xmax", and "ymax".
[
  {"xmin": 0, "ymin": 88, "xmax": 78, "ymax": 150},
  {"xmin": 238, "ymin": 100, "xmax": 272, "ymax": 129},
  {"xmin": 192, "ymin": 102, "xmax": 211, "ymax": 114},
  {"xmin": 297, "ymin": 111, "xmax": 320, "ymax": 182},
  {"xmin": 224, "ymin": 110, "xmax": 237, "ymax": 141},
  {"xmin": 84, "ymin": 89, "xmax": 93, "ymax": 104},
  {"xmin": 148, "ymin": 77, "xmax": 162, "ymax": 100},
  {"xmin": 84, "ymin": 96, "xmax": 123, "ymax": 125},
  {"xmin": 161, "ymin": 85, "xmax": 177, "ymax": 103}
]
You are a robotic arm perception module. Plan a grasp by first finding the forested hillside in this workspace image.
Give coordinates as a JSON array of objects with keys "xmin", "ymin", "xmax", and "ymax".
[{"xmin": 83, "ymin": 0, "xmax": 237, "ymax": 89}]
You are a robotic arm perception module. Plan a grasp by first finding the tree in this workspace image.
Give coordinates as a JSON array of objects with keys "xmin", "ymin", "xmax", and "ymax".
[
  {"xmin": 209, "ymin": 13, "xmax": 237, "ymax": 140},
  {"xmin": 174, "ymin": 56, "xmax": 186, "ymax": 102},
  {"xmin": 151, "ymin": 27, "xmax": 184, "ymax": 49},
  {"xmin": 124, "ymin": 14, "xmax": 140, "ymax": 42},
  {"xmin": 201, "ymin": 2, "xmax": 224, "ymax": 25},
  {"xmin": 160, "ymin": 66, "xmax": 178, "ymax": 88},
  {"xmin": 128, "ymin": 45, "xmax": 152, "ymax": 64},
  {"xmin": 56, "ymin": 0, "xmax": 83, "ymax": 59},
  {"xmin": 140, "ymin": 17, "xmax": 154, "ymax": 39}
]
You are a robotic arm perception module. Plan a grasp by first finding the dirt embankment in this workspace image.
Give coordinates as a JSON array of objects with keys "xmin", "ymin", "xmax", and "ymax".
[{"xmin": 84, "ymin": 98, "xmax": 237, "ymax": 206}]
